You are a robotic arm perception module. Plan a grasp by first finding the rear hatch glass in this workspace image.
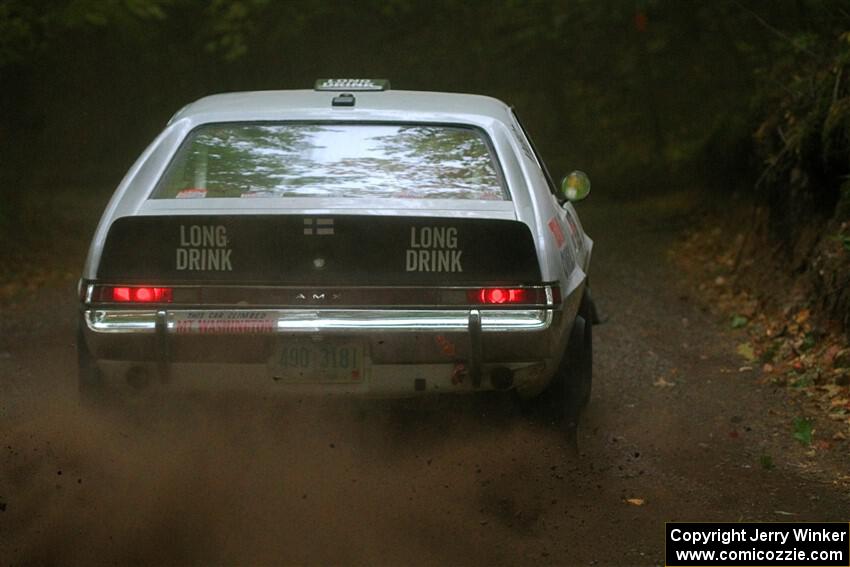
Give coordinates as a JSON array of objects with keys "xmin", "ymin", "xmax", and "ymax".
[{"xmin": 152, "ymin": 123, "xmax": 507, "ymax": 201}]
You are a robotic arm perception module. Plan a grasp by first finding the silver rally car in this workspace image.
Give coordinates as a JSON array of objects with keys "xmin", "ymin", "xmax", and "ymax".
[{"xmin": 78, "ymin": 79, "xmax": 595, "ymax": 420}]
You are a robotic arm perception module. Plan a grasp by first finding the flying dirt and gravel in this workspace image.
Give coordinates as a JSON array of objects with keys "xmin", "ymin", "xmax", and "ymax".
[{"xmin": 1, "ymin": 196, "xmax": 848, "ymax": 566}]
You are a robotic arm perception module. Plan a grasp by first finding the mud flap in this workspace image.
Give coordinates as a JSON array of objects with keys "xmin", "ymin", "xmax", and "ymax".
[
  {"xmin": 563, "ymin": 315, "xmax": 588, "ymax": 429},
  {"xmin": 584, "ymin": 287, "xmax": 603, "ymax": 325}
]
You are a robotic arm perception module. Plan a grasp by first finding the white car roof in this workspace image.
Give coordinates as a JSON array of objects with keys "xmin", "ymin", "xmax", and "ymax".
[{"xmin": 169, "ymin": 89, "xmax": 515, "ymax": 126}]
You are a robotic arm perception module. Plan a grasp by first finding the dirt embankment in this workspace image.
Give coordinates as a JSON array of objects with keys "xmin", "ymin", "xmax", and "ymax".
[{"xmin": 672, "ymin": 198, "xmax": 850, "ymax": 450}]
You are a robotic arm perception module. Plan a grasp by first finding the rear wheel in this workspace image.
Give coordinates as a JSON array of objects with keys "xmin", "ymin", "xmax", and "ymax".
[
  {"xmin": 564, "ymin": 308, "xmax": 593, "ymax": 419},
  {"xmin": 534, "ymin": 295, "xmax": 594, "ymax": 428}
]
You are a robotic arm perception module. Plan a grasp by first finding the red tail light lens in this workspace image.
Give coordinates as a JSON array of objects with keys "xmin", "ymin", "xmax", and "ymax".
[
  {"xmin": 109, "ymin": 286, "xmax": 173, "ymax": 303},
  {"xmin": 469, "ymin": 288, "xmax": 530, "ymax": 305}
]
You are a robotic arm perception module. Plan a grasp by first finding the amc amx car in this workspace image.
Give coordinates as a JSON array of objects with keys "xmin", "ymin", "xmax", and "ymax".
[{"xmin": 77, "ymin": 79, "xmax": 595, "ymax": 422}]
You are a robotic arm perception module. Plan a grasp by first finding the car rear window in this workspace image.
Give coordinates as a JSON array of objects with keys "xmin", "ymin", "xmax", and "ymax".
[{"xmin": 151, "ymin": 123, "xmax": 507, "ymax": 200}]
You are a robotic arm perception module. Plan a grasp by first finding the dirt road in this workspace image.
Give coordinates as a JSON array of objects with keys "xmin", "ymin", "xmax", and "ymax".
[{"xmin": 1, "ymin": 196, "xmax": 847, "ymax": 566}]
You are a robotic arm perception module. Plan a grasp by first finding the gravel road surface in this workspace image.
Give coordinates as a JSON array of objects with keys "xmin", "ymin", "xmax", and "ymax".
[{"xmin": 1, "ymin": 196, "xmax": 847, "ymax": 565}]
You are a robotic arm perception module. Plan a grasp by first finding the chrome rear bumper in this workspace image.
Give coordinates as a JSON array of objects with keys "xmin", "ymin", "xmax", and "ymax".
[
  {"xmin": 83, "ymin": 307, "xmax": 557, "ymax": 393},
  {"xmin": 83, "ymin": 308, "xmax": 553, "ymax": 334},
  {"xmin": 81, "ymin": 306, "xmax": 562, "ymax": 395},
  {"xmin": 78, "ymin": 290, "xmax": 581, "ymax": 396}
]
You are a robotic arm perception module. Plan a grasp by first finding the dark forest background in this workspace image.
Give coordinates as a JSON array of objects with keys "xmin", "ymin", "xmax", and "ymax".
[{"xmin": 1, "ymin": 0, "xmax": 849, "ymax": 328}]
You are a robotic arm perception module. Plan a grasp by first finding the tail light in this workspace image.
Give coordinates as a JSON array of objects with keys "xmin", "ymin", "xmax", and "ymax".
[
  {"xmin": 98, "ymin": 286, "xmax": 173, "ymax": 303},
  {"xmin": 466, "ymin": 286, "xmax": 560, "ymax": 306},
  {"xmin": 468, "ymin": 288, "xmax": 538, "ymax": 305}
]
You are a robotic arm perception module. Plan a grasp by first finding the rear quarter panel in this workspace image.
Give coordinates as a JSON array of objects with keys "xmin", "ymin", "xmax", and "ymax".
[{"xmin": 493, "ymin": 116, "xmax": 590, "ymax": 301}]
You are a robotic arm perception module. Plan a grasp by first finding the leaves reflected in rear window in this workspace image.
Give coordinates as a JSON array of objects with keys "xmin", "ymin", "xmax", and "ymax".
[{"xmin": 153, "ymin": 123, "xmax": 507, "ymax": 200}]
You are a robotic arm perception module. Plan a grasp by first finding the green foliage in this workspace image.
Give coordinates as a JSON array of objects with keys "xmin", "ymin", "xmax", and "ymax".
[
  {"xmin": 754, "ymin": 26, "xmax": 850, "ymax": 217},
  {"xmin": 792, "ymin": 417, "xmax": 813, "ymax": 446},
  {"xmin": 203, "ymin": 0, "xmax": 270, "ymax": 61},
  {"xmin": 62, "ymin": 0, "xmax": 168, "ymax": 27},
  {"xmin": 801, "ymin": 332, "xmax": 817, "ymax": 351},
  {"xmin": 836, "ymin": 180, "xmax": 850, "ymax": 221},
  {"xmin": 747, "ymin": 20, "xmax": 850, "ymax": 332},
  {"xmin": 760, "ymin": 340, "xmax": 781, "ymax": 363},
  {"xmin": 791, "ymin": 374, "xmax": 813, "ymax": 388},
  {"xmin": 0, "ymin": 0, "xmax": 169, "ymax": 67},
  {"xmin": 1, "ymin": 0, "xmax": 849, "ymax": 207},
  {"xmin": 0, "ymin": 1, "xmax": 43, "ymax": 66},
  {"xmin": 731, "ymin": 314, "xmax": 749, "ymax": 329}
]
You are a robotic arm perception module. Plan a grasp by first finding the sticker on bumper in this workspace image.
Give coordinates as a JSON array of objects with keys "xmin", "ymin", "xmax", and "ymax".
[{"xmin": 172, "ymin": 311, "xmax": 277, "ymax": 334}]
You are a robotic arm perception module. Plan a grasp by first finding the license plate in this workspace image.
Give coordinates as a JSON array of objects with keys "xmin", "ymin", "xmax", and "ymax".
[{"xmin": 270, "ymin": 340, "xmax": 365, "ymax": 383}]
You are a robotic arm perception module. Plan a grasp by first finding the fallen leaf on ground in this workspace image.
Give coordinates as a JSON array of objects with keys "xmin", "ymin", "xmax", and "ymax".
[
  {"xmin": 823, "ymin": 345, "xmax": 842, "ymax": 366},
  {"xmin": 625, "ymin": 498, "xmax": 645, "ymax": 506},
  {"xmin": 737, "ymin": 343, "xmax": 757, "ymax": 362},
  {"xmin": 653, "ymin": 377, "xmax": 676, "ymax": 387}
]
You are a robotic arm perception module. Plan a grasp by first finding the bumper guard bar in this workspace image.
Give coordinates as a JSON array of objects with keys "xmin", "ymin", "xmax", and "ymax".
[{"xmin": 85, "ymin": 308, "xmax": 554, "ymax": 388}]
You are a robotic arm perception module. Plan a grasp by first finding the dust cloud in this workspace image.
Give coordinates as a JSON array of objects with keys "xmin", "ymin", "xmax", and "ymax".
[{"xmin": 1, "ymin": 376, "xmax": 578, "ymax": 565}]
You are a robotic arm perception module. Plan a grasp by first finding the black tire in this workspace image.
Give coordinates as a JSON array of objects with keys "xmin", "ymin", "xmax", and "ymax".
[
  {"xmin": 566, "ymin": 308, "xmax": 593, "ymax": 414},
  {"xmin": 576, "ymin": 297, "xmax": 593, "ymax": 408},
  {"xmin": 534, "ymin": 295, "xmax": 594, "ymax": 427}
]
